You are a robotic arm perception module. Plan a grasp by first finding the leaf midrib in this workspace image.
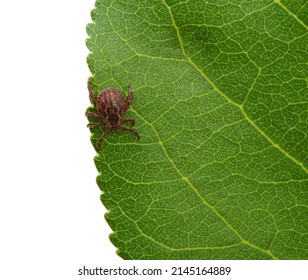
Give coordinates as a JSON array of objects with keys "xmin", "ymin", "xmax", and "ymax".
[
  {"xmin": 275, "ymin": 0, "xmax": 308, "ymax": 29},
  {"xmin": 98, "ymin": 0, "xmax": 308, "ymax": 259}
]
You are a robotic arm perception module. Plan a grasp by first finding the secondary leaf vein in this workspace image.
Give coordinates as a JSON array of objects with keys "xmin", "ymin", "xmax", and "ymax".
[{"xmin": 162, "ymin": 0, "xmax": 307, "ymax": 174}]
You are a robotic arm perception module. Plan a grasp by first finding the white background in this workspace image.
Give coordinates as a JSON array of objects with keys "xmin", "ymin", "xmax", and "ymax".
[
  {"xmin": 0, "ymin": 0, "xmax": 120, "ymax": 278},
  {"xmin": 0, "ymin": 1, "xmax": 306, "ymax": 280}
]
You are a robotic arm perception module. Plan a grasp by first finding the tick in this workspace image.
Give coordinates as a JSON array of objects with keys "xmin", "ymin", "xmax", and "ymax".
[{"xmin": 85, "ymin": 81, "xmax": 140, "ymax": 152}]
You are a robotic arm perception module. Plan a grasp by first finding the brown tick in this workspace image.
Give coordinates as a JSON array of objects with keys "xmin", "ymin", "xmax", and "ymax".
[{"xmin": 85, "ymin": 81, "xmax": 140, "ymax": 152}]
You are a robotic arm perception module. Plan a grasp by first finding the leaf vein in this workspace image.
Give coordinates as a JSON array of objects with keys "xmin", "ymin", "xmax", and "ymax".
[
  {"xmin": 162, "ymin": 0, "xmax": 307, "ymax": 174},
  {"xmin": 133, "ymin": 106, "xmax": 277, "ymax": 259}
]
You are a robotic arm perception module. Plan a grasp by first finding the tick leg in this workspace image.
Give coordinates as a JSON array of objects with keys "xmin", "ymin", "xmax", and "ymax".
[
  {"xmin": 97, "ymin": 129, "xmax": 109, "ymax": 152},
  {"xmin": 87, "ymin": 80, "xmax": 97, "ymax": 106},
  {"xmin": 87, "ymin": 122, "xmax": 105, "ymax": 128},
  {"xmin": 124, "ymin": 85, "xmax": 133, "ymax": 111},
  {"xmin": 122, "ymin": 118, "xmax": 135, "ymax": 127},
  {"xmin": 119, "ymin": 127, "xmax": 140, "ymax": 140},
  {"xmin": 85, "ymin": 112, "xmax": 101, "ymax": 119}
]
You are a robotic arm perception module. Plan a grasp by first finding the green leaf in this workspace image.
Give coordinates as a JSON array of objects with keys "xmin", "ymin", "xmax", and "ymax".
[{"xmin": 86, "ymin": 0, "xmax": 308, "ymax": 259}]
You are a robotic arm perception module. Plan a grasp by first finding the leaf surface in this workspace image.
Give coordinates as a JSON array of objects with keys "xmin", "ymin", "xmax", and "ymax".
[{"xmin": 86, "ymin": 0, "xmax": 308, "ymax": 259}]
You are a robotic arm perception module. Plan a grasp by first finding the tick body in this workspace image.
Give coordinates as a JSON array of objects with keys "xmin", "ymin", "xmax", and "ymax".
[{"xmin": 85, "ymin": 81, "xmax": 140, "ymax": 152}]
